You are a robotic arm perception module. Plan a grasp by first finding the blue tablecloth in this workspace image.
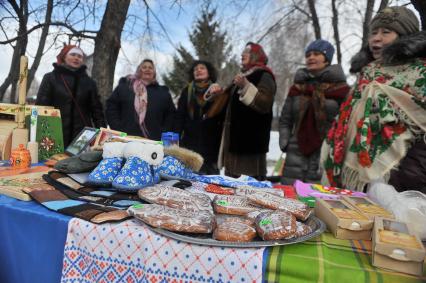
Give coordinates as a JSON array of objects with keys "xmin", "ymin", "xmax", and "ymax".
[{"xmin": 0, "ymin": 195, "xmax": 71, "ymax": 283}]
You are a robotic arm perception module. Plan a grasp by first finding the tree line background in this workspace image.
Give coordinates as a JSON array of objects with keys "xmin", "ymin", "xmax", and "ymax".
[{"xmin": 0, "ymin": 0, "xmax": 425, "ymax": 125}]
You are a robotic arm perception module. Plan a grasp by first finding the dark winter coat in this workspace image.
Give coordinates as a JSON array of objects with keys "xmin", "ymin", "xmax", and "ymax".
[
  {"xmin": 229, "ymin": 69, "xmax": 276, "ymax": 154},
  {"xmin": 220, "ymin": 69, "xmax": 276, "ymax": 178},
  {"xmin": 279, "ymin": 65, "xmax": 349, "ymax": 185},
  {"xmin": 350, "ymin": 30, "xmax": 426, "ymax": 192},
  {"xmin": 174, "ymin": 86, "xmax": 226, "ymax": 166},
  {"xmin": 36, "ymin": 64, "xmax": 106, "ymax": 147},
  {"xmin": 106, "ymin": 77, "xmax": 175, "ymax": 141}
]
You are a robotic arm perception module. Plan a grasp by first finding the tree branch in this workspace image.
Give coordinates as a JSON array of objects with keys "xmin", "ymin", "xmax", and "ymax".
[
  {"xmin": 378, "ymin": 0, "xmax": 389, "ymax": 11},
  {"xmin": 307, "ymin": 0, "xmax": 321, "ymax": 39},
  {"xmin": 0, "ymin": 21, "xmax": 97, "ymax": 44},
  {"xmin": 331, "ymin": 0, "xmax": 342, "ymax": 64},
  {"xmin": 361, "ymin": 0, "xmax": 375, "ymax": 47}
]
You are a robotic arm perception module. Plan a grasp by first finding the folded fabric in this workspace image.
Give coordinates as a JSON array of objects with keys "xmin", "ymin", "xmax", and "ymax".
[
  {"xmin": 294, "ymin": 180, "xmax": 366, "ymax": 200},
  {"xmin": 86, "ymin": 142, "xmax": 126, "ymax": 187},
  {"xmin": 44, "ymin": 171, "xmax": 142, "ymax": 208},
  {"xmin": 193, "ymin": 174, "xmax": 273, "ymax": 189},
  {"xmin": 159, "ymin": 179, "xmax": 193, "ymax": 189},
  {"xmin": 30, "ymin": 184, "xmax": 131, "ymax": 224},
  {"xmin": 54, "ymin": 151, "xmax": 103, "ymax": 173}
]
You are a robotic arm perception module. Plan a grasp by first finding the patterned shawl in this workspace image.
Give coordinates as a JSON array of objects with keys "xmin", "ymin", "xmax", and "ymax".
[
  {"xmin": 128, "ymin": 74, "xmax": 156, "ymax": 137},
  {"xmin": 289, "ymin": 65, "xmax": 349, "ymax": 156},
  {"xmin": 186, "ymin": 80, "xmax": 211, "ymax": 120},
  {"xmin": 321, "ymin": 58, "xmax": 426, "ymax": 191}
]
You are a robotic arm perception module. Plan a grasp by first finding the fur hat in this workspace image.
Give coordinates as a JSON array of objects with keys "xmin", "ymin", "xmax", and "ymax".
[
  {"xmin": 164, "ymin": 145, "xmax": 204, "ymax": 172},
  {"xmin": 305, "ymin": 39, "xmax": 335, "ymax": 63},
  {"xmin": 370, "ymin": 6, "xmax": 419, "ymax": 36},
  {"xmin": 350, "ymin": 30, "xmax": 426, "ymax": 73},
  {"xmin": 56, "ymin": 45, "xmax": 85, "ymax": 64}
]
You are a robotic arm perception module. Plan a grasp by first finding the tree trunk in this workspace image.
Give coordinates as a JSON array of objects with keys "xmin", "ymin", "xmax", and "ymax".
[
  {"xmin": 91, "ymin": 0, "xmax": 130, "ymax": 109},
  {"xmin": 378, "ymin": 0, "xmax": 389, "ymax": 11},
  {"xmin": 307, "ymin": 0, "xmax": 321, "ymax": 39},
  {"xmin": 0, "ymin": 0, "xmax": 29, "ymax": 102},
  {"xmin": 411, "ymin": 0, "xmax": 426, "ymax": 30},
  {"xmin": 331, "ymin": 0, "xmax": 341, "ymax": 64},
  {"xmin": 27, "ymin": 0, "xmax": 53, "ymax": 94},
  {"xmin": 361, "ymin": 0, "xmax": 375, "ymax": 48}
]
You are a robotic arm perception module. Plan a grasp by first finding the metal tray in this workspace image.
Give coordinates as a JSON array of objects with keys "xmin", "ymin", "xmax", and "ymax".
[{"xmin": 145, "ymin": 216, "xmax": 326, "ymax": 248}]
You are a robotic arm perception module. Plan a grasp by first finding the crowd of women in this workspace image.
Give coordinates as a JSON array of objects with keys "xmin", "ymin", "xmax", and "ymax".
[{"xmin": 36, "ymin": 6, "xmax": 426, "ymax": 193}]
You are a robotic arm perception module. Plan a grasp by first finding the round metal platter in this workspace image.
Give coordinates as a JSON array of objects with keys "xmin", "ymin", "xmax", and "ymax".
[{"xmin": 145, "ymin": 216, "xmax": 326, "ymax": 248}]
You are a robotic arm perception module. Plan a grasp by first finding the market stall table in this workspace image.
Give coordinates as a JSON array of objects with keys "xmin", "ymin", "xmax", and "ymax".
[
  {"xmin": 0, "ymin": 195, "xmax": 425, "ymax": 282},
  {"xmin": 0, "ymin": 195, "xmax": 71, "ymax": 283}
]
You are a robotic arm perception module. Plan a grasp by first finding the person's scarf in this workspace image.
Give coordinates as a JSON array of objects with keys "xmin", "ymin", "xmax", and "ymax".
[
  {"xmin": 321, "ymin": 59, "xmax": 426, "ymax": 191},
  {"xmin": 289, "ymin": 65, "xmax": 349, "ymax": 156},
  {"xmin": 242, "ymin": 43, "xmax": 275, "ymax": 80},
  {"xmin": 128, "ymin": 74, "xmax": 156, "ymax": 137},
  {"xmin": 187, "ymin": 80, "xmax": 211, "ymax": 119}
]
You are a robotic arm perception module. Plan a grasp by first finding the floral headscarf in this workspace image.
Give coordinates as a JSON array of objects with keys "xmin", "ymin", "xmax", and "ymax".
[{"xmin": 242, "ymin": 42, "xmax": 275, "ymax": 79}]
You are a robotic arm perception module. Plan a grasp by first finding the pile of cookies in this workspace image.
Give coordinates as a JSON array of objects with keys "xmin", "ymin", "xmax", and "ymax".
[{"xmin": 127, "ymin": 184, "xmax": 314, "ymax": 242}]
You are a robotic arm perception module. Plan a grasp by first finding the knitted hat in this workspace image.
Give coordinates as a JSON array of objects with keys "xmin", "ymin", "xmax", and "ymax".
[
  {"xmin": 56, "ymin": 45, "xmax": 84, "ymax": 64},
  {"xmin": 370, "ymin": 6, "xmax": 419, "ymax": 36},
  {"xmin": 305, "ymin": 39, "xmax": 335, "ymax": 63}
]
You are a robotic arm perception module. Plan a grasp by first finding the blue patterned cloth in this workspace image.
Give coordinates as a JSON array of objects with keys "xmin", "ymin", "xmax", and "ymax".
[
  {"xmin": 86, "ymin": 157, "xmax": 124, "ymax": 186},
  {"xmin": 157, "ymin": 156, "xmax": 198, "ymax": 180},
  {"xmin": 193, "ymin": 174, "xmax": 272, "ymax": 188},
  {"xmin": 112, "ymin": 156, "xmax": 159, "ymax": 192}
]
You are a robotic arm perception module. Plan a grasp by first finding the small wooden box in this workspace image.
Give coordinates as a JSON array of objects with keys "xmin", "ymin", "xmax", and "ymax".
[
  {"xmin": 342, "ymin": 196, "xmax": 394, "ymax": 220},
  {"xmin": 372, "ymin": 217, "xmax": 425, "ymax": 276},
  {"xmin": 315, "ymin": 198, "xmax": 373, "ymax": 240}
]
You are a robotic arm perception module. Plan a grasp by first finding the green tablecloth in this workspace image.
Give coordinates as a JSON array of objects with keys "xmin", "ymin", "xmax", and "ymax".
[{"xmin": 264, "ymin": 232, "xmax": 425, "ymax": 283}]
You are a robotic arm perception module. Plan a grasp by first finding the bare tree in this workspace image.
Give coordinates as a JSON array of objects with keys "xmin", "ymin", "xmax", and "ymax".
[
  {"xmin": 307, "ymin": 0, "xmax": 321, "ymax": 39},
  {"xmin": 411, "ymin": 0, "xmax": 426, "ymax": 30},
  {"xmin": 331, "ymin": 0, "xmax": 342, "ymax": 64},
  {"xmin": 0, "ymin": 0, "xmax": 97, "ymax": 102},
  {"xmin": 378, "ymin": 0, "xmax": 389, "ymax": 11},
  {"xmin": 361, "ymin": 0, "xmax": 375, "ymax": 48},
  {"xmin": 0, "ymin": 0, "xmax": 29, "ymax": 102},
  {"xmin": 91, "ymin": 0, "xmax": 131, "ymax": 107},
  {"xmin": 27, "ymin": 0, "xmax": 53, "ymax": 94}
]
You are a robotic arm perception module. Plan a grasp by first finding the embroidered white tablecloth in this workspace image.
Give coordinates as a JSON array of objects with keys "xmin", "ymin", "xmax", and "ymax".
[{"xmin": 61, "ymin": 218, "xmax": 265, "ymax": 283}]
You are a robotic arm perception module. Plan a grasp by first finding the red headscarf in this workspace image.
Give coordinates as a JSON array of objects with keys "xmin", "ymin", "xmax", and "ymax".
[
  {"xmin": 243, "ymin": 42, "xmax": 275, "ymax": 79},
  {"xmin": 56, "ymin": 45, "xmax": 84, "ymax": 64}
]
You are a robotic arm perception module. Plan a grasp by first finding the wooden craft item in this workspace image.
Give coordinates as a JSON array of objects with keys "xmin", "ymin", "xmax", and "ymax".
[
  {"xmin": 10, "ymin": 144, "xmax": 31, "ymax": 169},
  {"xmin": 27, "ymin": 107, "xmax": 39, "ymax": 163},
  {"xmin": 0, "ymin": 166, "xmax": 52, "ymax": 201},
  {"xmin": 11, "ymin": 56, "xmax": 29, "ymax": 150}
]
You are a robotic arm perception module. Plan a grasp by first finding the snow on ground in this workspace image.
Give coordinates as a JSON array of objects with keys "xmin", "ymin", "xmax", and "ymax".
[
  {"xmin": 267, "ymin": 131, "xmax": 283, "ymax": 176},
  {"xmin": 218, "ymin": 131, "xmax": 282, "ymax": 176}
]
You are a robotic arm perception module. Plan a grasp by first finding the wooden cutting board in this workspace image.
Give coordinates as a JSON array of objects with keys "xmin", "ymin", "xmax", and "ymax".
[{"xmin": 0, "ymin": 166, "xmax": 52, "ymax": 201}]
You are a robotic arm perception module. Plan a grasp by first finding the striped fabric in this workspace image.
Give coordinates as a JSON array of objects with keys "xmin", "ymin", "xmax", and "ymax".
[{"xmin": 263, "ymin": 232, "xmax": 425, "ymax": 283}]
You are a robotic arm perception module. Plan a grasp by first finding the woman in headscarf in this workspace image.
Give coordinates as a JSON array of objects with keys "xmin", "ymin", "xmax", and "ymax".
[
  {"xmin": 174, "ymin": 60, "xmax": 226, "ymax": 174},
  {"xmin": 36, "ymin": 45, "xmax": 106, "ymax": 147},
  {"xmin": 106, "ymin": 59, "xmax": 175, "ymax": 140},
  {"xmin": 321, "ymin": 6, "xmax": 426, "ymax": 192},
  {"xmin": 279, "ymin": 39, "xmax": 350, "ymax": 185},
  {"xmin": 219, "ymin": 42, "xmax": 277, "ymax": 180}
]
